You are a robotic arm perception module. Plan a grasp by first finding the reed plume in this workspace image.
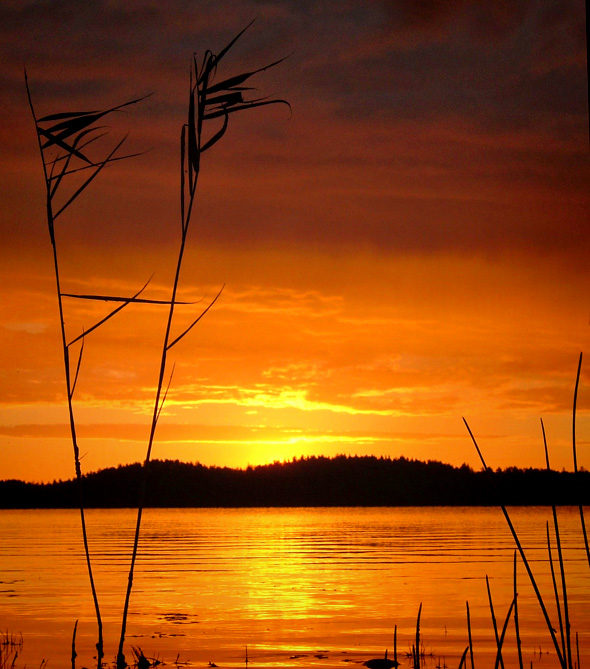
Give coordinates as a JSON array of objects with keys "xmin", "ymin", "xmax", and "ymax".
[
  {"xmin": 115, "ymin": 24, "xmax": 289, "ymax": 667},
  {"xmin": 26, "ymin": 75, "xmax": 152, "ymax": 665}
]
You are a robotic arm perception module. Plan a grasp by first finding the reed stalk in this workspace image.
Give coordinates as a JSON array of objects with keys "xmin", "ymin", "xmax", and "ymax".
[
  {"xmin": 513, "ymin": 552, "xmax": 524, "ymax": 669},
  {"xmin": 465, "ymin": 353, "xmax": 587, "ymax": 669},
  {"xmin": 546, "ymin": 522, "xmax": 567, "ymax": 662},
  {"xmin": 463, "ymin": 417, "xmax": 566, "ymax": 667},
  {"xmin": 26, "ymin": 28, "xmax": 287, "ymax": 668},
  {"xmin": 572, "ymin": 353, "xmax": 590, "ymax": 570},
  {"xmin": 71, "ymin": 620, "xmax": 78, "ymax": 669},
  {"xmin": 485, "ymin": 575, "xmax": 505, "ymax": 669},
  {"xmin": 541, "ymin": 418, "xmax": 570, "ymax": 665},
  {"xmin": 26, "ymin": 73, "xmax": 149, "ymax": 666},
  {"xmin": 413, "ymin": 603, "xmax": 423, "ymax": 669},
  {"xmin": 115, "ymin": 26, "xmax": 288, "ymax": 668},
  {"xmin": 458, "ymin": 647, "xmax": 469, "ymax": 669},
  {"xmin": 494, "ymin": 598, "xmax": 516, "ymax": 669},
  {"xmin": 466, "ymin": 601, "xmax": 474, "ymax": 669}
]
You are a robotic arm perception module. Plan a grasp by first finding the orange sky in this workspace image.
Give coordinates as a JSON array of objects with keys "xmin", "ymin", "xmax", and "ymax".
[{"xmin": 1, "ymin": 1, "xmax": 588, "ymax": 482}]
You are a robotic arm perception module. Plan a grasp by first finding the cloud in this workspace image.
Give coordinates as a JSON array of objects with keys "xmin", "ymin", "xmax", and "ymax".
[
  {"xmin": 1, "ymin": 1, "xmax": 588, "ymax": 481},
  {"xmin": 3, "ymin": 321, "xmax": 47, "ymax": 335},
  {"xmin": 3, "ymin": 0, "xmax": 587, "ymax": 263}
]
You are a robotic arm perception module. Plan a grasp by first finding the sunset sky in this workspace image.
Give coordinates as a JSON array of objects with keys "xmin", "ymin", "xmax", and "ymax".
[{"xmin": 1, "ymin": 1, "xmax": 588, "ymax": 483}]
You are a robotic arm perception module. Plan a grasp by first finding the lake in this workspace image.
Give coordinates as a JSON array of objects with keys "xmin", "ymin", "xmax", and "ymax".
[{"xmin": 1, "ymin": 506, "xmax": 588, "ymax": 668}]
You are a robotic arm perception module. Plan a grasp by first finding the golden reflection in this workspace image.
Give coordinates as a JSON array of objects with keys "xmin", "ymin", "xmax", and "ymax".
[{"xmin": 1, "ymin": 507, "xmax": 589, "ymax": 667}]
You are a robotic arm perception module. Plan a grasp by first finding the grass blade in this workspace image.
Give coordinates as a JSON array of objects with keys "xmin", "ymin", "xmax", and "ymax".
[
  {"xmin": 202, "ymin": 98, "xmax": 291, "ymax": 120},
  {"xmin": 69, "ymin": 335, "xmax": 85, "ymax": 399},
  {"xmin": 37, "ymin": 126, "xmax": 93, "ymax": 164},
  {"xmin": 541, "ymin": 419, "xmax": 568, "ymax": 664},
  {"xmin": 71, "ymin": 620, "xmax": 78, "ymax": 669},
  {"xmin": 466, "ymin": 601, "xmax": 474, "ymax": 669},
  {"xmin": 205, "ymin": 54, "xmax": 289, "ymax": 95},
  {"xmin": 180, "ymin": 125, "xmax": 186, "ymax": 231},
  {"xmin": 513, "ymin": 552, "xmax": 523, "ymax": 669},
  {"xmin": 156, "ymin": 364, "xmax": 175, "ymax": 425},
  {"xmin": 486, "ymin": 576, "xmax": 505, "ymax": 669},
  {"xmin": 572, "ymin": 352, "xmax": 590, "ymax": 569},
  {"xmin": 166, "ymin": 284, "xmax": 224, "ymax": 350},
  {"xmin": 52, "ymin": 135, "xmax": 128, "ymax": 219},
  {"xmin": 40, "ymin": 94, "xmax": 150, "ymax": 145},
  {"xmin": 458, "ymin": 646, "xmax": 469, "ymax": 669},
  {"xmin": 463, "ymin": 417, "xmax": 566, "ymax": 667},
  {"xmin": 414, "ymin": 603, "xmax": 422, "ymax": 669},
  {"xmin": 187, "ymin": 76, "xmax": 199, "ymax": 173},
  {"xmin": 546, "ymin": 522, "xmax": 566, "ymax": 662},
  {"xmin": 204, "ymin": 18, "xmax": 257, "ymax": 74},
  {"xmin": 61, "ymin": 293, "xmax": 190, "ymax": 305},
  {"xmin": 200, "ymin": 109, "xmax": 229, "ymax": 152},
  {"xmin": 572, "ymin": 352, "xmax": 582, "ymax": 473},
  {"xmin": 494, "ymin": 598, "xmax": 515, "ymax": 669}
]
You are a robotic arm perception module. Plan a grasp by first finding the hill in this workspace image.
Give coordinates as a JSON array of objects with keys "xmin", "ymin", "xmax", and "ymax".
[{"xmin": 1, "ymin": 455, "xmax": 588, "ymax": 508}]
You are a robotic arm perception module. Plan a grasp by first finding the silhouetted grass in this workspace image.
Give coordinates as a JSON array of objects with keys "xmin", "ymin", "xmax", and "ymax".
[
  {"xmin": 464, "ymin": 352, "xmax": 588, "ymax": 669},
  {"xmin": 116, "ymin": 24, "xmax": 288, "ymax": 668},
  {"xmin": 0, "ymin": 632, "xmax": 47, "ymax": 669},
  {"xmin": 26, "ymin": 70, "xmax": 150, "ymax": 666},
  {"xmin": 26, "ymin": 24, "xmax": 288, "ymax": 669}
]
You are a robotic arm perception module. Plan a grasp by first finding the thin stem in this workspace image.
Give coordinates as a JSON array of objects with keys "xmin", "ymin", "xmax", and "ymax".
[
  {"xmin": 486, "ymin": 575, "xmax": 505, "ymax": 669},
  {"xmin": 115, "ymin": 34, "xmax": 288, "ymax": 665},
  {"xmin": 572, "ymin": 352, "xmax": 582, "ymax": 473},
  {"xmin": 572, "ymin": 353, "xmax": 590, "ymax": 569},
  {"xmin": 494, "ymin": 599, "xmax": 515, "ymax": 669},
  {"xmin": 463, "ymin": 418, "xmax": 566, "ymax": 667},
  {"xmin": 414, "ymin": 603, "xmax": 422, "ymax": 669},
  {"xmin": 547, "ymin": 523, "xmax": 567, "ymax": 662},
  {"xmin": 117, "ymin": 198, "xmax": 194, "ymax": 669},
  {"xmin": 466, "ymin": 601, "xmax": 474, "ymax": 669},
  {"xmin": 71, "ymin": 620, "xmax": 78, "ymax": 669},
  {"xmin": 25, "ymin": 72, "xmax": 104, "ymax": 665},
  {"xmin": 458, "ymin": 647, "xmax": 469, "ymax": 669},
  {"xmin": 514, "ymin": 552, "xmax": 523, "ymax": 669},
  {"xmin": 117, "ymin": 66, "xmax": 201, "ymax": 669},
  {"xmin": 542, "ymin": 420, "xmax": 570, "ymax": 666}
]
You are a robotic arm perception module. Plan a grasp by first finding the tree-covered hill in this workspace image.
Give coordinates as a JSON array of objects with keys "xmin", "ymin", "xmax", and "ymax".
[{"xmin": 1, "ymin": 455, "xmax": 588, "ymax": 508}]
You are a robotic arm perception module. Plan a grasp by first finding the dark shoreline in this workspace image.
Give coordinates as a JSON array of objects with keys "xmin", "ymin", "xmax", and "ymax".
[{"xmin": 1, "ymin": 455, "xmax": 588, "ymax": 509}]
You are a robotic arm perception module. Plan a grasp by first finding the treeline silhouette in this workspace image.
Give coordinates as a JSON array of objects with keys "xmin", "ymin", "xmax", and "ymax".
[{"xmin": 1, "ymin": 455, "xmax": 588, "ymax": 508}]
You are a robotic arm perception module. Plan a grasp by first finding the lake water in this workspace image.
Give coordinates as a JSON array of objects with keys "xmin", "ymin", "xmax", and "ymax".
[{"xmin": 1, "ymin": 507, "xmax": 588, "ymax": 668}]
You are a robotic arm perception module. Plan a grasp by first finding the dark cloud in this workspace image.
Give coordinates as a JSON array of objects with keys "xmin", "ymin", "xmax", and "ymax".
[
  {"xmin": 295, "ymin": 0, "xmax": 587, "ymax": 130},
  {"xmin": 1, "ymin": 0, "xmax": 587, "ymax": 263}
]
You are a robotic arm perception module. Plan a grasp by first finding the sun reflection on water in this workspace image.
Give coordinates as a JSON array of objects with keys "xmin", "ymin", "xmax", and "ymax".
[{"xmin": 0, "ymin": 507, "xmax": 588, "ymax": 668}]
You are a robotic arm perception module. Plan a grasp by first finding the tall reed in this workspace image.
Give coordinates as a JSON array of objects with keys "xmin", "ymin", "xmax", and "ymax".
[
  {"xmin": 26, "ymin": 77, "xmax": 150, "ymax": 664},
  {"xmin": 485, "ymin": 575, "xmax": 505, "ymax": 669},
  {"xmin": 571, "ymin": 353, "xmax": 590, "ymax": 568},
  {"xmin": 115, "ymin": 25, "xmax": 289, "ymax": 667},
  {"xmin": 464, "ymin": 351, "xmax": 587, "ymax": 669},
  {"xmin": 27, "ymin": 26, "xmax": 288, "ymax": 667}
]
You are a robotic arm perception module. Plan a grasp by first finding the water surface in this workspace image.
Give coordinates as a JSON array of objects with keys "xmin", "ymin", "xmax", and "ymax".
[{"xmin": 1, "ymin": 506, "xmax": 588, "ymax": 667}]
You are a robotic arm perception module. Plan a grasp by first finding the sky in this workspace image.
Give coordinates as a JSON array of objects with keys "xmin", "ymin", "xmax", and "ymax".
[{"xmin": 1, "ymin": 0, "xmax": 588, "ymax": 483}]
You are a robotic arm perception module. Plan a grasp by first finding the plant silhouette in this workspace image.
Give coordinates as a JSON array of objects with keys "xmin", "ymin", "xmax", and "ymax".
[
  {"xmin": 26, "ymin": 75, "xmax": 152, "ymax": 666},
  {"xmin": 26, "ymin": 23, "xmax": 289, "ymax": 668},
  {"xmin": 117, "ymin": 23, "xmax": 289, "ymax": 668}
]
